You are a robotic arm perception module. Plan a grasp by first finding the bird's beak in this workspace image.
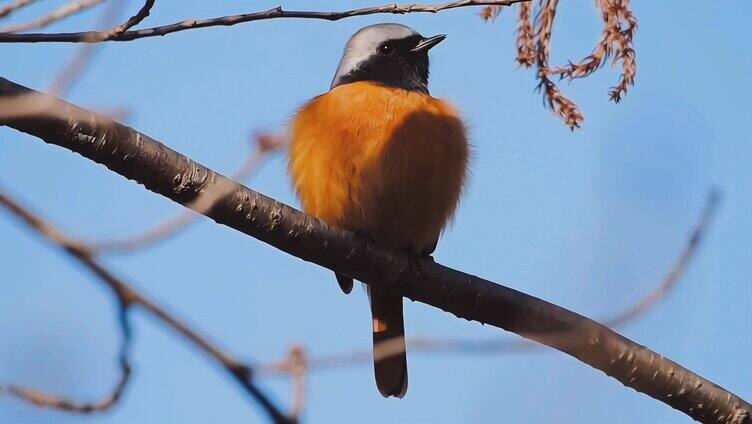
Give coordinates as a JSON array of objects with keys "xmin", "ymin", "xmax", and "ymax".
[{"xmin": 411, "ymin": 34, "xmax": 447, "ymax": 53}]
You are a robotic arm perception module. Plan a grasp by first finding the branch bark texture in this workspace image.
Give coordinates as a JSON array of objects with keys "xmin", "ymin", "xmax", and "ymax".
[{"xmin": 0, "ymin": 78, "xmax": 749, "ymax": 424}]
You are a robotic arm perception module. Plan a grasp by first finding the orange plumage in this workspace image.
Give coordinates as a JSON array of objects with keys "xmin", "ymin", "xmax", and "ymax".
[
  {"xmin": 289, "ymin": 80, "xmax": 468, "ymax": 397},
  {"xmin": 288, "ymin": 23, "xmax": 468, "ymax": 398},
  {"xmin": 289, "ymin": 81, "xmax": 468, "ymax": 251}
]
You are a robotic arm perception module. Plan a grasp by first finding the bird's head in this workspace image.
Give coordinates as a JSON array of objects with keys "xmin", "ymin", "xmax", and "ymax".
[{"xmin": 331, "ymin": 23, "xmax": 446, "ymax": 93}]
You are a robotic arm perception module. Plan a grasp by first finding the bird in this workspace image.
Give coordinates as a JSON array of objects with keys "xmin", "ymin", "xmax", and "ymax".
[{"xmin": 288, "ymin": 23, "xmax": 469, "ymax": 398}]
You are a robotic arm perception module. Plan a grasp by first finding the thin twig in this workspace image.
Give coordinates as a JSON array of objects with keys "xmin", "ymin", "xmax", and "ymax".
[
  {"xmin": 49, "ymin": 0, "xmax": 126, "ymax": 96},
  {"xmin": 0, "ymin": 0, "xmax": 39, "ymax": 19},
  {"xmin": 0, "ymin": 191, "xmax": 133, "ymax": 414},
  {"xmin": 0, "ymin": 189, "xmax": 294, "ymax": 424},
  {"xmin": 49, "ymin": 43, "xmax": 98, "ymax": 95},
  {"xmin": 99, "ymin": 0, "xmax": 154, "ymax": 40},
  {"xmin": 257, "ymin": 189, "xmax": 722, "ymax": 374},
  {"xmin": 604, "ymin": 189, "xmax": 719, "ymax": 327},
  {"xmin": 0, "ymin": 0, "xmax": 104, "ymax": 34},
  {"xmin": 0, "ymin": 297, "xmax": 132, "ymax": 413},
  {"xmin": 91, "ymin": 131, "xmax": 287, "ymax": 254},
  {"xmin": 0, "ymin": 0, "xmax": 156, "ymax": 39},
  {"xmin": 0, "ymin": 0, "xmax": 529, "ymax": 43},
  {"xmin": 4, "ymin": 0, "xmax": 635, "ymax": 130},
  {"xmin": 285, "ymin": 345, "xmax": 307, "ymax": 420}
]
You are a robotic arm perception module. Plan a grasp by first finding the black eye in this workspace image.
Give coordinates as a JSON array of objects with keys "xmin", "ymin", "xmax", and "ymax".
[{"xmin": 378, "ymin": 43, "xmax": 394, "ymax": 56}]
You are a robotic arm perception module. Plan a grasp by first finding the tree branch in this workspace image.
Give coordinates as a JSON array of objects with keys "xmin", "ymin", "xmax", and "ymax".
[
  {"xmin": 1, "ymin": 78, "xmax": 748, "ymax": 424},
  {"xmin": 99, "ymin": 0, "xmax": 154, "ymax": 40},
  {"xmin": 0, "ymin": 0, "xmax": 39, "ymax": 20},
  {"xmin": 0, "ymin": 0, "xmax": 104, "ymax": 34},
  {"xmin": 0, "ymin": 190, "xmax": 133, "ymax": 414},
  {"xmin": 0, "ymin": 188, "xmax": 294, "ymax": 424},
  {"xmin": 0, "ymin": 0, "xmax": 528, "ymax": 43},
  {"xmin": 0, "ymin": 282, "xmax": 131, "ymax": 412},
  {"xmin": 48, "ymin": 0, "xmax": 128, "ymax": 97},
  {"xmin": 258, "ymin": 189, "xmax": 721, "ymax": 374},
  {"xmin": 603, "ymin": 189, "xmax": 718, "ymax": 327},
  {"xmin": 89, "ymin": 131, "xmax": 287, "ymax": 254},
  {"xmin": 285, "ymin": 345, "xmax": 307, "ymax": 420}
]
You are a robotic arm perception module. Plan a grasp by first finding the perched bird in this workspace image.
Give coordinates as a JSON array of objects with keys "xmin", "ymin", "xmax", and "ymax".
[{"xmin": 288, "ymin": 23, "xmax": 469, "ymax": 398}]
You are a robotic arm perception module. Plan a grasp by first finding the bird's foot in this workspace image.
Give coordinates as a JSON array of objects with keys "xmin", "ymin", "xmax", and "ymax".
[
  {"xmin": 353, "ymin": 229, "xmax": 376, "ymax": 246},
  {"xmin": 420, "ymin": 250, "xmax": 435, "ymax": 262},
  {"xmin": 399, "ymin": 245, "xmax": 428, "ymax": 278}
]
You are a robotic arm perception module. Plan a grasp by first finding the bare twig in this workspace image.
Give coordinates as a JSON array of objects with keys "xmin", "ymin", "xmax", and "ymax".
[
  {"xmin": 0, "ymin": 0, "xmax": 39, "ymax": 19},
  {"xmin": 0, "ymin": 189, "xmax": 294, "ymax": 424},
  {"xmin": 265, "ymin": 344, "xmax": 307, "ymax": 419},
  {"xmin": 0, "ymin": 0, "xmax": 104, "ymax": 34},
  {"xmin": 99, "ymin": 0, "xmax": 154, "ymax": 40},
  {"xmin": 0, "ymin": 298, "xmax": 131, "ymax": 413},
  {"xmin": 258, "ymin": 189, "xmax": 722, "ymax": 373},
  {"xmin": 0, "ymin": 0, "xmax": 529, "ymax": 43},
  {"xmin": 0, "ymin": 0, "xmax": 155, "ymax": 40},
  {"xmin": 49, "ymin": 43, "xmax": 99, "ymax": 95},
  {"xmin": 286, "ymin": 345, "xmax": 307, "ymax": 420},
  {"xmin": 0, "ymin": 191, "xmax": 133, "ymax": 414},
  {"xmin": 91, "ymin": 131, "xmax": 287, "ymax": 254},
  {"xmin": 2, "ymin": 78, "xmax": 747, "ymax": 424},
  {"xmin": 4, "ymin": 0, "xmax": 636, "ymax": 130},
  {"xmin": 604, "ymin": 189, "xmax": 719, "ymax": 327},
  {"xmin": 48, "ymin": 0, "xmax": 127, "ymax": 96}
]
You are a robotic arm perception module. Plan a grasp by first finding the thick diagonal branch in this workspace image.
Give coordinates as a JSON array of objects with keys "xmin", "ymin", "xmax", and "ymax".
[
  {"xmin": 0, "ymin": 78, "xmax": 749, "ymax": 424},
  {"xmin": 90, "ymin": 132, "xmax": 287, "ymax": 253},
  {"xmin": 259, "ymin": 189, "xmax": 721, "ymax": 375}
]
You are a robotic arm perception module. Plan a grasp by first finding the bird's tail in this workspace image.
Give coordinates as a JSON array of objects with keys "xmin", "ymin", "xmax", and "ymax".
[{"xmin": 369, "ymin": 287, "xmax": 408, "ymax": 398}]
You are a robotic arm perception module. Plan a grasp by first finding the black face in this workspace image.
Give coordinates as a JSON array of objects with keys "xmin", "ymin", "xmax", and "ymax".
[{"xmin": 337, "ymin": 34, "xmax": 431, "ymax": 93}]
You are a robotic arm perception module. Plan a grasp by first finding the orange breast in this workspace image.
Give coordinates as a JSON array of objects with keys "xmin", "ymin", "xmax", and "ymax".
[{"xmin": 288, "ymin": 81, "xmax": 469, "ymax": 252}]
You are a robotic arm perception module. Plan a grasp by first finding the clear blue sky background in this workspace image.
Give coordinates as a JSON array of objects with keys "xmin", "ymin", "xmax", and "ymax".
[{"xmin": 1, "ymin": 1, "xmax": 750, "ymax": 423}]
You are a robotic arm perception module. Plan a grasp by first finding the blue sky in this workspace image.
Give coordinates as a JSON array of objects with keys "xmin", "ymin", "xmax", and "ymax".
[{"xmin": 1, "ymin": 1, "xmax": 750, "ymax": 423}]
